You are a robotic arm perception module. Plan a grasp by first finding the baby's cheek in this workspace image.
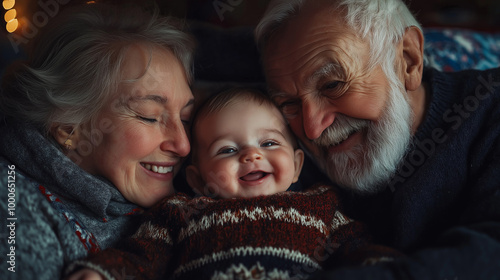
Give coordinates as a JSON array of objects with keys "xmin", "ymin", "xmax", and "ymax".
[{"xmin": 274, "ymin": 152, "xmax": 297, "ymax": 181}]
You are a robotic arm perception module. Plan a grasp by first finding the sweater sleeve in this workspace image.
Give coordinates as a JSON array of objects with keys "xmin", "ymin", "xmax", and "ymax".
[
  {"xmin": 0, "ymin": 162, "xmax": 88, "ymax": 280},
  {"xmin": 322, "ymin": 209, "xmax": 404, "ymax": 269},
  {"xmin": 68, "ymin": 196, "xmax": 185, "ymax": 280},
  {"xmin": 311, "ymin": 164, "xmax": 500, "ymax": 280}
]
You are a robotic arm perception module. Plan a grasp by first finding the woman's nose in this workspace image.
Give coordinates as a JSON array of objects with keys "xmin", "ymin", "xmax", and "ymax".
[{"xmin": 159, "ymin": 119, "xmax": 190, "ymax": 157}]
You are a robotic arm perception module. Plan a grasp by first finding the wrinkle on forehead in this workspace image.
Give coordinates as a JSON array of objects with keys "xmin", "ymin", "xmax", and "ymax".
[
  {"xmin": 267, "ymin": 40, "xmax": 359, "ymax": 75},
  {"xmin": 265, "ymin": 38, "xmax": 367, "ymax": 94},
  {"xmin": 263, "ymin": 3, "xmax": 370, "ymax": 94}
]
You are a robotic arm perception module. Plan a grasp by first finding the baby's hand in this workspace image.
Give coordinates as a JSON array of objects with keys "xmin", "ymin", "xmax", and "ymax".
[{"xmin": 67, "ymin": 268, "xmax": 105, "ymax": 280}]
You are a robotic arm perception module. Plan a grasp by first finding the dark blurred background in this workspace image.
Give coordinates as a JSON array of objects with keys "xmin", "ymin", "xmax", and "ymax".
[
  {"xmin": 2, "ymin": 0, "xmax": 500, "ymax": 78},
  {"xmin": 166, "ymin": 0, "xmax": 500, "ymax": 30}
]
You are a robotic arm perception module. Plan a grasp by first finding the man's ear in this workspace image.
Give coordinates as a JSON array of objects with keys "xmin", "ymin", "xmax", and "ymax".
[
  {"xmin": 50, "ymin": 124, "xmax": 81, "ymax": 150},
  {"xmin": 402, "ymin": 26, "xmax": 424, "ymax": 91},
  {"xmin": 292, "ymin": 149, "xmax": 305, "ymax": 183},
  {"xmin": 186, "ymin": 165, "xmax": 205, "ymax": 195}
]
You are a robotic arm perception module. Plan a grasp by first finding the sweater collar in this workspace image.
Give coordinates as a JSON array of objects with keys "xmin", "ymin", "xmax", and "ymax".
[
  {"xmin": 0, "ymin": 118, "xmax": 137, "ymax": 218},
  {"xmin": 413, "ymin": 68, "xmax": 459, "ymax": 142}
]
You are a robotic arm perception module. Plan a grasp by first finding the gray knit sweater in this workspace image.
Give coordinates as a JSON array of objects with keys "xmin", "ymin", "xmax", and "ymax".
[{"xmin": 0, "ymin": 118, "xmax": 142, "ymax": 279}]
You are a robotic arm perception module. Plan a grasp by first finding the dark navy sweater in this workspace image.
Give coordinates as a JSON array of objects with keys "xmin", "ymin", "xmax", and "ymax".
[{"xmin": 308, "ymin": 67, "xmax": 500, "ymax": 279}]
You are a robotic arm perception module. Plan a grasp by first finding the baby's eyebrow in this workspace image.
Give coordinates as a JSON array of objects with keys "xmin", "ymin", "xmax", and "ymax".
[
  {"xmin": 261, "ymin": 128, "xmax": 287, "ymax": 140},
  {"xmin": 207, "ymin": 128, "xmax": 287, "ymax": 150},
  {"xmin": 207, "ymin": 133, "xmax": 232, "ymax": 151},
  {"xmin": 264, "ymin": 128, "xmax": 284, "ymax": 134}
]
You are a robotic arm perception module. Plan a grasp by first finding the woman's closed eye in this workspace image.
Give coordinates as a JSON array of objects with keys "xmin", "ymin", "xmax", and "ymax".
[{"xmin": 138, "ymin": 116, "xmax": 158, "ymax": 123}]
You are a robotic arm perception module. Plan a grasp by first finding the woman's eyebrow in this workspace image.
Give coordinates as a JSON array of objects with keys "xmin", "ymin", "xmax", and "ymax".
[{"xmin": 128, "ymin": 95, "xmax": 168, "ymax": 105}]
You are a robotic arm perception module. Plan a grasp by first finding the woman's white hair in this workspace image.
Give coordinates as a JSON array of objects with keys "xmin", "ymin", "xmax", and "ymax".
[
  {"xmin": 0, "ymin": 3, "xmax": 195, "ymax": 133},
  {"xmin": 255, "ymin": 0, "xmax": 422, "ymax": 74}
]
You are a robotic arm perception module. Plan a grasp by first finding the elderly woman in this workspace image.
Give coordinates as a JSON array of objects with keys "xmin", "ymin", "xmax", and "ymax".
[{"xmin": 0, "ymin": 3, "xmax": 194, "ymax": 279}]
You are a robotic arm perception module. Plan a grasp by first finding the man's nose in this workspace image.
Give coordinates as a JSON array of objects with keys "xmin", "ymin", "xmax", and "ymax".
[{"xmin": 302, "ymin": 99, "xmax": 335, "ymax": 140}]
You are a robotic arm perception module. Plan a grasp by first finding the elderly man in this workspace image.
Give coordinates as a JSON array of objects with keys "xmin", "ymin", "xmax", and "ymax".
[{"xmin": 255, "ymin": 0, "xmax": 500, "ymax": 279}]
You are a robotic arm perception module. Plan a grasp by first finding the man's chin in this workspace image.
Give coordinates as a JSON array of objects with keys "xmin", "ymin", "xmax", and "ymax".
[
  {"xmin": 319, "ymin": 148, "xmax": 392, "ymax": 194},
  {"xmin": 326, "ymin": 167, "xmax": 390, "ymax": 194}
]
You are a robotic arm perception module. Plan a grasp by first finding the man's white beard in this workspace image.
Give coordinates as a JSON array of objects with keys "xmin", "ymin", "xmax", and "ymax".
[{"xmin": 313, "ymin": 79, "xmax": 413, "ymax": 194}]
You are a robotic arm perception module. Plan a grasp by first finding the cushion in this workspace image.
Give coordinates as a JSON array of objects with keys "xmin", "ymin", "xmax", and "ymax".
[{"xmin": 423, "ymin": 28, "xmax": 500, "ymax": 71}]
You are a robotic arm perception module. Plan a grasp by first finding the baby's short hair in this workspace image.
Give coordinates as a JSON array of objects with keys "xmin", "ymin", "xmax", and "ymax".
[{"xmin": 190, "ymin": 87, "xmax": 296, "ymax": 164}]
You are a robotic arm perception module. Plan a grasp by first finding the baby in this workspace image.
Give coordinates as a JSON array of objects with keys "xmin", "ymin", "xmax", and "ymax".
[{"xmin": 67, "ymin": 88, "xmax": 399, "ymax": 280}]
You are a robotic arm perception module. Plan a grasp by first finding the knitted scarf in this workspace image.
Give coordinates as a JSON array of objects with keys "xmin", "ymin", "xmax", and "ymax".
[{"xmin": 0, "ymin": 117, "xmax": 138, "ymax": 221}]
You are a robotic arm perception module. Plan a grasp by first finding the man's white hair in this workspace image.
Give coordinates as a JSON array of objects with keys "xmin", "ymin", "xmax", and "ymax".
[{"xmin": 255, "ymin": 0, "xmax": 422, "ymax": 77}]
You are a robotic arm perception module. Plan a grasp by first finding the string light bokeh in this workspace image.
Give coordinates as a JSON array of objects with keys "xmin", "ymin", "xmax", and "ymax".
[{"xmin": 3, "ymin": 0, "xmax": 17, "ymax": 33}]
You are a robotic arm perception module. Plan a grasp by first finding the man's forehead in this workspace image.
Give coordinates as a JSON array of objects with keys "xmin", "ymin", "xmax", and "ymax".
[
  {"xmin": 263, "ymin": 4, "xmax": 360, "ymax": 66},
  {"xmin": 267, "ymin": 1, "xmax": 345, "ymax": 41},
  {"xmin": 264, "ymin": 31, "xmax": 368, "ymax": 90}
]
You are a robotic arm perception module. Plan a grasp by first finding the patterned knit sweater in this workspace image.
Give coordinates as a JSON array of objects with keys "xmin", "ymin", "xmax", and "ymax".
[{"xmin": 69, "ymin": 185, "xmax": 401, "ymax": 280}]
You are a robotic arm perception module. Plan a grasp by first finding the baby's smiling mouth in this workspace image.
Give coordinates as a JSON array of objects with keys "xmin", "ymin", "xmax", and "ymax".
[{"xmin": 240, "ymin": 171, "xmax": 269, "ymax": 182}]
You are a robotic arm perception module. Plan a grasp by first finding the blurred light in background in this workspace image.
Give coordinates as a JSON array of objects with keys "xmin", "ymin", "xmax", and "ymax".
[
  {"xmin": 4, "ymin": 7, "xmax": 15, "ymax": 21},
  {"xmin": 6, "ymin": 17, "xmax": 16, "ymax": 32},
  {"xmin": 2, "ymin": 0, "xmax": 14, "ymax": 10},
  {"xmin": 3, "ymin": 0, "xmax": 17, "ymax": 33}
]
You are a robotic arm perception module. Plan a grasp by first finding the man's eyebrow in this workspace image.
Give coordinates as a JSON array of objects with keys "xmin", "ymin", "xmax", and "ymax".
[
  {"xmin": 268, "ymin": 62, "xmax": 345, "ymax": 99},
  {"xmin": 309, "ymin": 62, "xmax": 345, "ymax": 83}
]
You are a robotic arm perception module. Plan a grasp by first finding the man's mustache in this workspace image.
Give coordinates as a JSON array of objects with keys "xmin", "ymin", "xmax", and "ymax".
[{"xmin": 313, "ymin": 115, "xmax": 369, "ymax": 147}]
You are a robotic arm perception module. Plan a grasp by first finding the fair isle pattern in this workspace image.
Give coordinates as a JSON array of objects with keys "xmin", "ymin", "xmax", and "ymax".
[
  {"xmin": 169, "ymin": 194, "xmax": 221, "ymax": 207},
  {"xmin": 178, "ymin": 206, "xmax": 329, "ymax": 242},
  {"xmin": 290, "ymin": 184, "xmax": 331, "ymax": 196},
  {"xmin": 132, "ymin": 220, "xmax": 173, "ymax": 245},
  {"xmin": 82, "ymin": 184, "xmax": 401, "ymax": 279},
  {"xmin": 173, "ymin": 246, "xmax": 321, "ymax": 277},
  {"xmin": 210, "ymin": 262, "xmax": 303, "ymax": 280},
  {"xmin": 331, "ymin": 210, "xmax": 352, "ymax": 231}
]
